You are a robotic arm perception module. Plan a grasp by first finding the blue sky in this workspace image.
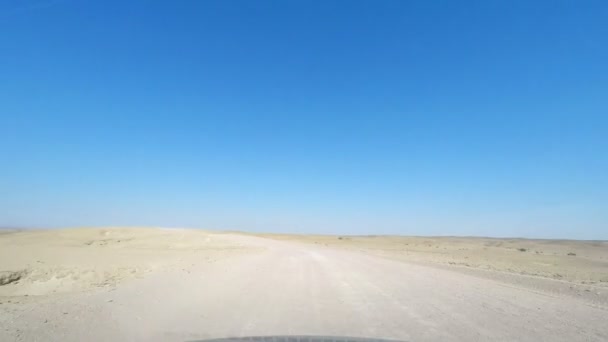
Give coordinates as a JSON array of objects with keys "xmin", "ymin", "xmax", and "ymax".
[{"xmin": 1, "ymin": 1, "xmax": 607, "ymax": 239}]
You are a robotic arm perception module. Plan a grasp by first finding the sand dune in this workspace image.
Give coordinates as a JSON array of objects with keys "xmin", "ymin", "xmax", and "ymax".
[{"xmin": 0, "ymin": 228, "xmax": 254, "ymax": 297}]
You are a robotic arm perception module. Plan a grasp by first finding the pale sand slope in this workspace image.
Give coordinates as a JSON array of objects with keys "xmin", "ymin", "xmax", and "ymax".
[
  {"xmin": 0, "ymin": 228, "xmax": 607, "ymax": 342},
  {"xmin": 0, "ymin": 227, "xmax": 258, "ymax": 296}
]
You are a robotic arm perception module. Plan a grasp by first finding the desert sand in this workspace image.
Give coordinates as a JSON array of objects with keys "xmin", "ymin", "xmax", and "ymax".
[{"xmin": 0, "ymin": 228, "xmax": 607, "ymax": 341}]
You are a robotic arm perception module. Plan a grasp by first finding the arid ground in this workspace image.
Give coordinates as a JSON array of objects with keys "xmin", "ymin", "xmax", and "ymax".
[{"xmin": 1, "ymin": 228, "xmax": 607, "ymax": 341}]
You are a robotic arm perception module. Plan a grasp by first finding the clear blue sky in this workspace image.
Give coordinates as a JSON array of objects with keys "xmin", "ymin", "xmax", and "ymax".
[{"xmin": 1, "ymin": 1, "xmax": 607, "ymax": 239}]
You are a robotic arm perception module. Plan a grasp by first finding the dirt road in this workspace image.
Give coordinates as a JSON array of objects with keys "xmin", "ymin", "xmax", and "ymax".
[{"xmin": 1, "ymin": 233, "xmax": 606, "ymax": 341}]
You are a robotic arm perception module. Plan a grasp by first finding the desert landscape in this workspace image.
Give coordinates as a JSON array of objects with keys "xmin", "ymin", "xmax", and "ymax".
[
  {"xmin": 3, "ymin": 1, "xmax": 606, "ymax": 341},
  {"xmin": 0, "ymin": 227, "xmax": 607, "ymax": 341}
]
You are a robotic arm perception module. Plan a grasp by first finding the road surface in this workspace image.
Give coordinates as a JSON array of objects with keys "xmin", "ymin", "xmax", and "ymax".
[{"xmin": 1, "ymin": 234, "xmax": 606, "ymax": 341}]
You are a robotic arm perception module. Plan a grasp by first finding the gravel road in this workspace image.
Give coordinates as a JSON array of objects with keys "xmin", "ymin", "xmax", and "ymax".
[{"xmin": 1, "ymin": 234, "xmax": 606, "ymax": 341}]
